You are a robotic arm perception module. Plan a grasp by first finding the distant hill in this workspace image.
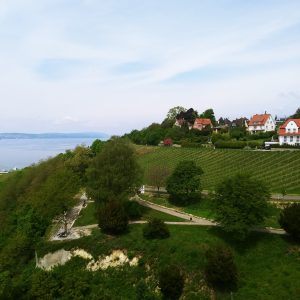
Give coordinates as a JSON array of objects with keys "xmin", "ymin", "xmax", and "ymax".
[{"xmin": 0, "ymin": 132, "xmax": 109, "ymax": 139}]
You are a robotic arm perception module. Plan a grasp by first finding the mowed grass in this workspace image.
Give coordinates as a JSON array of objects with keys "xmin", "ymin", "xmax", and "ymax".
[
  {"xmin": 73, "ymin": 201, "xmax": 186, "ymax": 227},
  {"xmin": 38, "ymin": 225, "xmax": 300, "ymax": 299},
  {"xmin": 142, "ymin": 194, "xmax": 282, "ymax": 229},
  {"xmin": 138, "ymin": 147, "xmax": 300, "ymax": 194}
]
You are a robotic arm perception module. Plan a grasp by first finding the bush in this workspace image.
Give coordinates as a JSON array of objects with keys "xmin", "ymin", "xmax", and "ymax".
[
  {"xmin": 143, "ymin": 218, "xmax": 170, "ymax": 239},
  {"xmin": 159, "ymin": 265, "xmax": 184, "ymax": 300},
  {"xmin": 214, "ymin": 140, "xmax": 263, "ymax": 149},
  {"xmin": 204, "ymin": 245, "xmax": 238, "ymax": 291},
  {"xmin": 123, "ymin": 200, "xmax": 142, "ymax": 220},
  {"xmin": 97, "ymin": 201, "xmax": 128, "ymax": 234},
  {"xmin": 279, "ymin": 203, "xmax": 300, "ymax": 240}
]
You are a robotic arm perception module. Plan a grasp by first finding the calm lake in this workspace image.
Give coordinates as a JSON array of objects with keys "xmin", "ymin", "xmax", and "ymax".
[{"xmin": 0, "ymin": 138, "xmax": 98, "ymax": 170}]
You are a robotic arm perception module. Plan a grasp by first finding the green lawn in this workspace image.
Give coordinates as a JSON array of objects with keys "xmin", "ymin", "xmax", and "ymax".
[
  {"xmin": 73, "ymin": 201, "xmax": 186, "ymax": 227},
  {"xmin": 73, "ymin": 201, "xmax": 98, "ymax": 227},
  {"xmin": 138, "ymin": 147, "xmax": 300, "ymax": 194},
  {"xmin": 142, "ymin": 194, "xmax": 282, "ymax": 229},
  {"xmin": 37, "ymin": 225, "xmax": 300, "ymax": 299}
]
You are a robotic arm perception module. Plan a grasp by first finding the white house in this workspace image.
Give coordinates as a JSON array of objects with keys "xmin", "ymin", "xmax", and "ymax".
[
  {"xmin": 248, "ymin": 114, "xmax": 275, "ymax": 134},
  {"xmin": 278, "ymin": 119, "xmax": 300, "ymax": 146}
]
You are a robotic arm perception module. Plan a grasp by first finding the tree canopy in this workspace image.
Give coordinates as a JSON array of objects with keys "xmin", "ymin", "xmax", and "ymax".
[
  {"xmin": 290, "ymin": 108, "xmax": 300, "ymax": 119},
  {"xmin": 86, "ymin": 138, "xmax": 142, "ymax": 204},
  {"xmin": 213, "ymin": 174, "xmax": 270, "ymax": 240},
  {"xmin": 166, "ymin": 106, "xmax": 187, "ymax": 120},
  {"xmin": 166, "ymin": 160, "xmax": 203, "ymax": 205},
  {"xmin": 200, "ymin": 108, "xmax": 216, "ymax": 125}
]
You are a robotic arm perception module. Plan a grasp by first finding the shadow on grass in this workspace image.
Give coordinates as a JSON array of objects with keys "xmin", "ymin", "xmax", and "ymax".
[{"xmin": 207, "ymin": 227, "xmax": 279, "ymax": 254}]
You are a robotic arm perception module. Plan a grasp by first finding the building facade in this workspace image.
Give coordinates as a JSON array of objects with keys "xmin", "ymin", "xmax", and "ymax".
[
  {"xmin": 248, "ymin": 114, "xmax": 275, "ymax": 134},
  {"xmin": 278, "ymin": 119, "xmax": 300, "ymax": 145}
]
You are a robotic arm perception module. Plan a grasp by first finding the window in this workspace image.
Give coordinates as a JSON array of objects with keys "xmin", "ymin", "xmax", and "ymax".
[
  {"xmin": 293, "ymin": 128, "xmax": 297, "ymax": 133},
  {"xmin": 284, "ymin": 136, "xmax": 287, "ymax": 142},
  {"xmin": 290, "ymin": 136, "xmax": 293, "ymax": 142}
]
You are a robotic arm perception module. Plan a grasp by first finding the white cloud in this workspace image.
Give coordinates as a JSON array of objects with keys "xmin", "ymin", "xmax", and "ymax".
[{"xmin": 0, "ymin": 0, "xmax": 299, "ymax": 134}]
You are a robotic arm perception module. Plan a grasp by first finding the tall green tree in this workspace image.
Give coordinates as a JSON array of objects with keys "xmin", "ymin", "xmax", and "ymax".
[
  {"xmin": 200, "ymin": 108, "xmax": 216, "ymax": 125},
  {"xmin": 86, "ymin": 138, "xmax": 142, "ymax": 204},
  {"xmin": 166, "ymin": 160, "xmax": 203, "ymax": 205},
  {"xmin": 166, "ymin": 106, "xmax": 187, "ymax": 120},
  {"xmin": 214, "ymin": 174, "xmax": 270, "ymax": 240},
  {"xmin": 290, "ymin": 108, "xmax": 300, "ymax": 119}
]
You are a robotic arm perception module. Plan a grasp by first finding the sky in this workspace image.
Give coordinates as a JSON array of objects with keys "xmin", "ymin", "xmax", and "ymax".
[{"xmin": 0, "ymin": 0, "xmax": 300, "ymax": 135}]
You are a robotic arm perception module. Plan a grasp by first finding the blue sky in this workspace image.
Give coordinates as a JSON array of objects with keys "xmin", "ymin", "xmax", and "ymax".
[{"xmin": 0, "ymin": 0, "xmax": 300, "ymax": 134}]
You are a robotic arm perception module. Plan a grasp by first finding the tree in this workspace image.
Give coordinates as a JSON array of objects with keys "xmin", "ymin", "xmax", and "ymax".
[
  {"xmin": 204, "ymin": 245, "xmax": 238, "ymax": 291},
  {"xmin": 166, "ymin": 160, "xmax": 203, "ymax": 205},
  {"xmin": 143, "ymin": 218, "xmax": 170, "ymax": 239},
  {"xmin": 86, "ymin": 138, "xmax": 142, "ymax": 204},
  {"xmin": 290, "ymin": 108, "xmax": 300, "ymax": 119},
  {"xmin": 148, "ymin": 165, "xmax": 171, "ymax": 195},
  {"xmin": 279, "ymin": 203, "xmax": 300, "ymax": 240},
  {"xmin": 159, "ymin": 265, "xmax": 184, "ymax": 300},
  {"xmin": 200, "ymin": 108, "xmax": 216, "ymax": 125},
  {"xmin": 90, "ymin": 139, "xmax": 105, "ymax": 155},
  {"xmin": 166, "ymin": 106, "xmax": 186, "ymax": 120},
  {"xmin": 214, "ymin": 174, "xmax": 270, "ymax": 240},
  {"xmin": 98, "ymin": 201, "xmax": 128, "ymax": 234}
]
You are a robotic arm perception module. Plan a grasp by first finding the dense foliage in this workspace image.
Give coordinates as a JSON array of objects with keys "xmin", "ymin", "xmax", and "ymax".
[
  {"xmin": 123, "ymin": 200, "xmax": 142, "ymax": 220},
  {"xmin": 98, "ymin": 201, "xmax": 129, "ymax": 234},
  {"xmin": 166, "ymin": 160, "xmax": 203, "ymax": 205},
  {"xmin": 0, "ymin": 149, "xmax": 84, "ymax": 297},
  {"xmin": 158, "ymin": 265, "xmax": 184, "ymax": 300},
  {"xmin": 204, "ymin": 245, "xmax": 238, "ymax": 290},
  {"xmin": 279, "ymin": 203, "xmax": 300, "ymax": 241},
  {"xmin": 86, "ymin": 138, "xmax": 142, "ymax": 204},
  {"xmin": 214, "ymin": 174, "xmax": 270, "ymax": 240},
  {"xmin": 143, "ymin": 218, "xmax": 170, "ymax": 239}
]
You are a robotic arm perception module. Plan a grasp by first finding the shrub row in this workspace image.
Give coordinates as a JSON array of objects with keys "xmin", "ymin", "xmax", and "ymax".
[{"xmin": 214, "ymin": 140, "xmax": 263, "ymax": 149}]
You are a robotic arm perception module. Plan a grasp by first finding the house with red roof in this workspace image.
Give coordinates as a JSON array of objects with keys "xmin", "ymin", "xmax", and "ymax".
[
  {"xmin": 278, "ymin": 119, "xmax": 300, "ymax": 145},
  {"xmin": 248, "ymin": 113, "xmax": 275, "ymax": 134},
  {"xmin": 193, "ymin": 118, "xmax": 212, "ymax": 131}
]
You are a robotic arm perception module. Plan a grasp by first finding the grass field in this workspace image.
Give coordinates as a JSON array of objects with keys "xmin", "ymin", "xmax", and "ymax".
[
  {"xmin": 142, "ymin": 194, "xmax": 282, "ymax": 229},
  {"xmin": 138, "ymin": 146, "xmax": 300, "ymax": 194},
  {"xmin": 73, "ymin": 201, "xmax": 185, "ymax": 227},
  {"xmin": 38, "ymin": 224, "xmax": 300, "ymax": 299}
]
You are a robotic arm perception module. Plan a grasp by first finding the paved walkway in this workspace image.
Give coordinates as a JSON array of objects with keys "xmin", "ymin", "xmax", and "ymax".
[
  {"xmin": 134, "ymin": 195, "xmax": 215, "ymax": 226},
  {"xmin": 144, "ymin": 186, "xmax": 300, "ymax": 201},
  {"xmin": 50, "ymin": 193, "xmax": 286, "ymax": 241},
  {"xmin": 134, "ymin": 195, "xmax": 286, "ymax": 235}
]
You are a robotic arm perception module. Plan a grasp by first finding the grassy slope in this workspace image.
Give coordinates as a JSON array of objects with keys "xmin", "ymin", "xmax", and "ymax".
[
  {"xmin": 38, "ymin": 225, "xmax": 300, "ymax": 299},
  {"xmin": 138, "ymin": 147, "xmax": 300, "ymax": 194}
]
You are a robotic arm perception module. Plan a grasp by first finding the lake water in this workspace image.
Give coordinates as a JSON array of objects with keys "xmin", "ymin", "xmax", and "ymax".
[{"xmin": 0, "ymin": 138, "xmax": 98, "ymax": 170}]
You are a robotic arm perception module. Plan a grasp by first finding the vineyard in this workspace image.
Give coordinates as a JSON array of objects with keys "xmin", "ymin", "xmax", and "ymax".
[{"xmin": 138, "ymin": 147, "xmax": 300, "ymax": 194}]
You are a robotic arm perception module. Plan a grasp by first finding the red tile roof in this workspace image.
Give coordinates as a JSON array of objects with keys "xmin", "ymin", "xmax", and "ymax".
[
  {"xmin": 278, "ymin": 119, "xmax": 300, "ymax": 136},
  {"xmin": 194, "ymin": 118, "xmax": 212, "ymax": 126},
  {"xmin": 248, "ymin": 114, "xmax": 271, "ymax": 126}
]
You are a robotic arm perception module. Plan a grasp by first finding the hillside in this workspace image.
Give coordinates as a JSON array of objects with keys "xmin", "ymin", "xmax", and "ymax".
[{"xmin": 138, "ymin": 146, "xmax": 300, "ymax": 194}]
